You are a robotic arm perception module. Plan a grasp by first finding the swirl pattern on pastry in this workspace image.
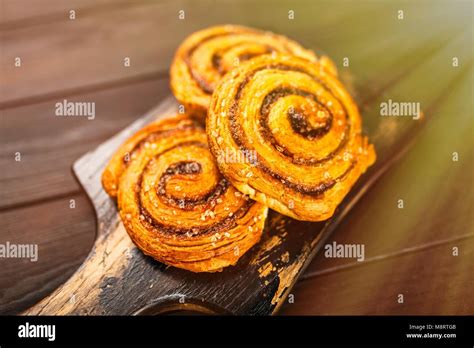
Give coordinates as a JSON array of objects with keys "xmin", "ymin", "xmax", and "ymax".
[
  {"xmin": 207, "ymin": 55, "xmax": 376, "ymax": 221},
  {"xmin": 171, "ymin": 25, "xmax": 337, "ymax": 117},
  {"xmin": 102, "ymin": 115, "xmax": 268, "ymax": 272}
]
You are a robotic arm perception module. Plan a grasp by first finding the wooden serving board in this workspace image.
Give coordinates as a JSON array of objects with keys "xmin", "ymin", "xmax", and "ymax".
[{"xmin": 24, "ymin": 96, "xmax": 423, "ymax": 315}]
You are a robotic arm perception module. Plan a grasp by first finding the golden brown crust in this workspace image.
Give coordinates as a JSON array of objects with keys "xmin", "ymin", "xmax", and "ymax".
[
  {"xmin": 170, "ymin": 25, "xmax": 336, "ymax": 119},
  {"xmin": 207, "ymin": 54, "xmax": 376, "ymax": 221},
  {"xmin": 102, "ymin": 114, "xmax": 268, "ymax": 272}
]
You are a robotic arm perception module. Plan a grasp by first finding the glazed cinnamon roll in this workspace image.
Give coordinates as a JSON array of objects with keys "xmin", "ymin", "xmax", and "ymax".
[
  {"xmin": 170, "ymin": 25, "xmax": 337, "ymax": 118},
  {"xmin": 207, "ymin": 55, "xmax": 376, "ymax": 221},
  {"xmin": 102, "ymin": 115, "xmax": 268, "ymax": 272}
]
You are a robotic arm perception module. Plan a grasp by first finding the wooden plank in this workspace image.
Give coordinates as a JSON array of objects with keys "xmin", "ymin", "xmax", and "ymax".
[
  {"xmin": 0, "ymin": 0, "xmax": 130, "ymax": 26},
  {"xmin": 298, "ymin": 146, "xmax": 474, "ymax": 278},
  {"xmin": 1, "ymin": 0, "xmax": 469, "ymax": 106},
  {"xmin": 280, "ymin": 237, "xmax": 474, "ymax": 315},
  {"xmin": 0, "ymin": 193, "xmax": 95, "ymax": 314},
  {"xmin": 0, "ymin": 77, "xmax": 170, "ymax": 210}
]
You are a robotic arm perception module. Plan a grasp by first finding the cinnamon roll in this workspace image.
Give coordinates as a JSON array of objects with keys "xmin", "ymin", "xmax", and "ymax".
[
  {"xmin": 207, "ymin": 55, "xmax": 376, "ymax": 221},
  {"xmin": 102, "ymin": 115, "xmax": 268, "ymax": 272},
  {"xmin": 170, "ymin": 25, "xmax": 337, "ymax": 118}
]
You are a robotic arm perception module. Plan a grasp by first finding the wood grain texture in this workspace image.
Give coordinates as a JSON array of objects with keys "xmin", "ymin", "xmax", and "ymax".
[
  {"xmin": 0, "ymin": 0, "xmax": 132, "ymax": 26},
  {"xmin": 1, "ymin": 0, "xmax": 467, "ymax": 106},
  {"xmin": 0, "ymin": 194, "xmax": 95, "ymax": 314},
  {"xmin": 0, "ymin": 77, "xmax": 170, "ymax": 210},
  {"xmin": 281, "ymin": 237, "xmax": 474, "ymax": 315}
]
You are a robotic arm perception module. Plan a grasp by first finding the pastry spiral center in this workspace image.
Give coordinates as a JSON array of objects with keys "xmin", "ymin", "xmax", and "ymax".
[
  {"xmin": 128, "ymin": 141, "xmax": 254, "ymax": 236},
  {"xmin": 261, "ymin": 87, "xmax": 333, "ymax": 142},
  {"xmin": 158, "ymin": 160, "xmax": 230, "ymax": 209}
]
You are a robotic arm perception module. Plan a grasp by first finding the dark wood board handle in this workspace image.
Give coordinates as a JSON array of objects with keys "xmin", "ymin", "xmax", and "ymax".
[{"xmin": 24, "ymin": 96, "xmax": 423, "ymax": 315}]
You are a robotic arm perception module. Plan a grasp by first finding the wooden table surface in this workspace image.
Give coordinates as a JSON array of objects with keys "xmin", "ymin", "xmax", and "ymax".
[{"xmin": 0, "ymin": 0, "xmax": 472, "ymax": 315}]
